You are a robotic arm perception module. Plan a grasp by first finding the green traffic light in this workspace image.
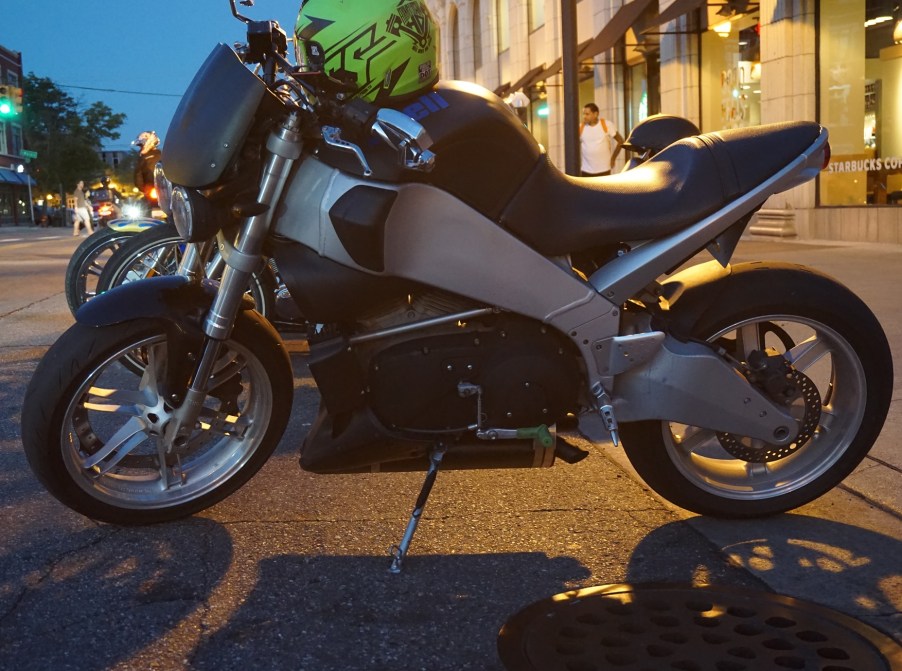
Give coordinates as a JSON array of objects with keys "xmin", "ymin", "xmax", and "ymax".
[{"xmin": 0, "ymin": 100, "xmax": 13, "ymax": 116}]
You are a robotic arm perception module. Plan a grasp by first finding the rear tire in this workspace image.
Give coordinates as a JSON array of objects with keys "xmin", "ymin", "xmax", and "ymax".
[
  {"xmin": 620, "ymin": 267, "xmax": 893, "ymax": 518},
  {"xmin": 21, "ymin": 312, "xmax": 293, "ymax": 524}
]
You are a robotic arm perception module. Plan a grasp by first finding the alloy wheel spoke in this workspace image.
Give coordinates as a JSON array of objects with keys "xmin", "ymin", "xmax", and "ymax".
[
  {"xmin": 736, "ymin": 323, "xmax": 763, "ymax": 360},
  {"xmin": 197, "ymin": 407, "xmax": 250, "ymax": 438},
  {"xmin": 209, "ymin": 351, "xmax": 247, "ymax": 387},
  {"xmin": 84, "ymin": 386, "xmax": 152, "ymax": 416},
  {"xmin": 785, "ymin": 335, "xmax": 830, "ymax": 373},
  {"xmin": 676, "ymin": 427, "xmax": 717, "ymax": 455},
  {"xmin": 817, "ymin": 404, "xmax": 837, "ymax": 434},
  {"xmin": 138, "ymin": 344, "xmax": 166, "ymax": 399},
  {"xmin": 81, "ymin": 416, "xmax": 148, "ymax": 470},
  {"xmin": 744, "ymin": 460, "xmax": 771, "ymax": 479}
]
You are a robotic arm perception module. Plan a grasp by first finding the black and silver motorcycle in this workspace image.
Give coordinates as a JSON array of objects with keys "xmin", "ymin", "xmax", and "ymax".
[{"xmin": 21, "ymin": 0, "xmax": 892, "ymax": 573}]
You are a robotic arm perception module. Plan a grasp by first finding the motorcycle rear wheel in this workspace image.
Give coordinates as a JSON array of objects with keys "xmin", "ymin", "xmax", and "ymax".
[
  {"xmin": 620, "ymin": 272, "xmax": 893, "ymax": 518},
  {"xmin": 21, "ymin": 314, "xmax": 293, "ymax": 524}
]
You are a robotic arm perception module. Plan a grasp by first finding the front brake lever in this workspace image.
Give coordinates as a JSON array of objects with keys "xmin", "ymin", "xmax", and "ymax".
[{"xmin": 321, "ymin": 126, "xmax": 373, "ymax": 177}]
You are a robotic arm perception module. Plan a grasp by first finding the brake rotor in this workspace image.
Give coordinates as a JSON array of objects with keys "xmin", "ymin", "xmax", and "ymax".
[{"xmin": 717, "ymin": 368, "xmax": 822, "ymax": 463}]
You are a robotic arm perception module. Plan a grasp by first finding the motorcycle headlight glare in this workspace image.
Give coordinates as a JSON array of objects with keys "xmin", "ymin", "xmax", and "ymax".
[
  {"xmin": 154, "ymin": 162, "xmax": 173, "ymax": 215},
  {"xmin": 122, "ymin": 204, "xmax": 143, "ymax": 219}
]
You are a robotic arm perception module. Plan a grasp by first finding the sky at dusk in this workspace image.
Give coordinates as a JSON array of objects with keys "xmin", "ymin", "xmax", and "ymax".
[{"xmin": 1, "ymin": 0, "xmax": 303, "ymax": 150}]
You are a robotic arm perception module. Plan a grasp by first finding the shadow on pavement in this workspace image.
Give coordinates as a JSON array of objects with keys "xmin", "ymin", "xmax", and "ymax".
[
  {"xmin": 629, "ymin": 515, "xmax": 902, "ymax": 638},
  {"xmin": 187, "ymin": 552, "xmax": 589, "ymax": 670},
  {"xmin": 0, "ymin": 519, "xmax": 233, "ymax": 671}
]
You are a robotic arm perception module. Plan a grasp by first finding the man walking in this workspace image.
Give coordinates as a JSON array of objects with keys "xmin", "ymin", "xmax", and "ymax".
[
  {"xmin": 579, "ymin": 103, "xmax": 624, "ymax": 177},
  {"xmin": 72, "ymin": 180, "xmax": 94, "ymax": 237}
]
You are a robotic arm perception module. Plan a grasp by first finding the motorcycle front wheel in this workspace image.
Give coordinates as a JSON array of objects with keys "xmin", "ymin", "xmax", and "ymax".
[
  {"xmin": 64, "ymin": 227, "xmax": 133, "ymax": 316},
  {"xmin": 620, "ymin": 269, "xmax": 893, "ymax": 518},
  {"xmin": 97, "ymin": 223, "xmax": 276, "ymax": 319},
  {"xmin": 21, "ymin": 313, "xmax": 293, "ymax": 524}
]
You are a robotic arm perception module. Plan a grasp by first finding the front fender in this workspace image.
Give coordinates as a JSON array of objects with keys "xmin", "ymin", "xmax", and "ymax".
[{"xmin": 76, "ymin": 275, "xmax": 214, "ymax": 328}]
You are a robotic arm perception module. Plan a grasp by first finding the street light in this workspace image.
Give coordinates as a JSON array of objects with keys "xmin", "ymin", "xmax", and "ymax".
[{"xmin": 14, "ymin": 164, "xmax": 34, "ymax": 225}]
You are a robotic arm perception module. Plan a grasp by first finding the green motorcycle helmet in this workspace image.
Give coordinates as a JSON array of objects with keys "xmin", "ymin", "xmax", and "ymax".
[{"xmin": 295, "ymin": 0, "xmax": 439, "ymax": 103}]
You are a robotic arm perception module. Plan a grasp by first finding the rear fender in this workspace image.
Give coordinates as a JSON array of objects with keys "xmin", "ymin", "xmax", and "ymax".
[{"xmin": 656, "ymin": 260, "xmax": 838, "ymax": 337}]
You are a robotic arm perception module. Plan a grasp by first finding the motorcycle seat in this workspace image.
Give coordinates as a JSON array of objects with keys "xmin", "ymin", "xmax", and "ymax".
[{"xmin": 499, "ymin": 121, "xmax": 824, "ymax": 257}]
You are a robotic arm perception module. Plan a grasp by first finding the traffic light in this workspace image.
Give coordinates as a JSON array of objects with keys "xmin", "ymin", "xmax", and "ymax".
[
  {"xmin": 0, "ymin": 85, "xmax": 16, "ymax": 118},
  {"xmin": 12, "ymin": 87, "xmax": 23, "ymax": 114}
]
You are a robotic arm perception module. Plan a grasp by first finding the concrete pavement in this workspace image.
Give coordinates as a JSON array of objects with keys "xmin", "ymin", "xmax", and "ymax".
[{"xmin": 0, "ymin": 226, "xmax": 900, "ymax": 668}]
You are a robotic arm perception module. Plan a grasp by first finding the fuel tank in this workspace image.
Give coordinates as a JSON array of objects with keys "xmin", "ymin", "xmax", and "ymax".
[{"xmin": 316, "ymin": 80, "xmax": 544, "ymax": 221}]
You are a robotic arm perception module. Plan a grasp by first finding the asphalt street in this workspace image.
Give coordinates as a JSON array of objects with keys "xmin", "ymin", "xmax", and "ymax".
[{"xmin": 0, "ymin": 226, "xmax": 899, "ymax": 670}]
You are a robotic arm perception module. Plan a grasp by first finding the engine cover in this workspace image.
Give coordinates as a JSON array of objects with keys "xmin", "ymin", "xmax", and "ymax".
[{"xmin": 367, "ymin": 317, "xmax": 582, "ymax": 432}]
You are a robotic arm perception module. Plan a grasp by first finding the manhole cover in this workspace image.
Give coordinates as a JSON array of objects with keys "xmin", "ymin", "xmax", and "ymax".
[{"xmin": 498, "ymin": 583, "xmax": 902, "ymax": 671}]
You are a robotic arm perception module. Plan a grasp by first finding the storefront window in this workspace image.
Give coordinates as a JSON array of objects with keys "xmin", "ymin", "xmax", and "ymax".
[
  {"xmin": 700, "ymin": 11, "xmax": 761, "ymax": 132},
  {"xmin": 529, "ymin": 0, "xmax": 545, "ymax": 32},
  {"xmin": 819, "ymin": 0, "xmax": 900, "ymax": 206},
  {"xmin": 624, "ymin": 28, "xmax": 660, "ymax": 132},
  {"xmin": 497, "ymin": 0, "xmax": 510, "ymax": 53}
]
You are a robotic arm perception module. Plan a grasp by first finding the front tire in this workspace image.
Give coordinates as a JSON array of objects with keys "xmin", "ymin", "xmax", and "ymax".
[
  {"xmin": 64, "ymin": 228, "xmax": 133, "ymax": 316},
  {"xmin": 620, "ymin": 266, "xmax": 893, "ymax": 517},
  {"xmin": 21, "ymin": 313, "xmax": 293, "ymax": 524},
  {"xmin": 97, "ymin": 223, "xmax": 276, "ymax": 319}
]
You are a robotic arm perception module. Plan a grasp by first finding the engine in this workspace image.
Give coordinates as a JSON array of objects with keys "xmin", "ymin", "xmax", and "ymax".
[
  {"xmin": 366, "ymin": 315, "xmax": 581, "ymax": 433},
  {"xmin": 301, "ymin": 291, "xmax": 585, "ymax": 473}
]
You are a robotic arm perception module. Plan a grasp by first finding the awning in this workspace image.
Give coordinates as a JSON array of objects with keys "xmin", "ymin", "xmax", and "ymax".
[
  {"xmin": 494, "ymin": 81, "xmax": 512, "ymax": 97},
  {"xmin": 509, "ymin": 64, "xmax": 547, "ymax": 93},
  {"xmin": 0, "ymin": 169, "xmax": 36, "ymax": 186},
  {"xmin": 530, "ymin": 39, "xmax": 592, "ymax": 85},
  {"xmin": 577, "ymin": 0, "xmax": 657, "ymax": 61},
  {"xmin": 0, "ymin": 169, "xmax": 37, "ymax": 186},
  {"xmin": 0, "ymin": 169, "xmax": 20, "ymax": 185},
  {"xmin": 642, "ymin": 0, "xmax": 706, "ymax": 31}
]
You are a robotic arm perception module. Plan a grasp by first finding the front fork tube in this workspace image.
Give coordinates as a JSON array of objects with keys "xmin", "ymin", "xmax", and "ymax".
[
  {"xmin": 205, "ymin": 112, "xmax": 303, "ymax": 341},
  {"xmin": 167, "ymin": 113, "xmax": 303, "ymax": 447},
  {"xmin": 176, "ymin": 242, "xmax": 203, "ymax": 280}
]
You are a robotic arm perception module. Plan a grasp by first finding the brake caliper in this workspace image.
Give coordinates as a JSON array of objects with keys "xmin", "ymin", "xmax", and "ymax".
[{"xmin": 717, "ymin": 347, "xmax": 822, "ymax": 462}]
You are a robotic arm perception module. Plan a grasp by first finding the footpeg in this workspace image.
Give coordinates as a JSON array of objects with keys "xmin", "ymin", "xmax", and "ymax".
[
  {"xmin": 595, "ymin": 389, "xmax": 620, "ymax": 446},
  {"xmin": 599, "ymin": 403, "xmax": 620, "ymax": 446}
]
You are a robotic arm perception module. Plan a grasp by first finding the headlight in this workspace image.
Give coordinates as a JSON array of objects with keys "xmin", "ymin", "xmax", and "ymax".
[
  {"xmin": 153, "ymin": 162, "xmax": 173, "ymax": 215},
  {"xmin": 170, "ymin": 187, "xmax": 194, "ymax": 240},
  {"xmin": 170, "ymin": 186, "xmax": 221, "ymax": 242}
]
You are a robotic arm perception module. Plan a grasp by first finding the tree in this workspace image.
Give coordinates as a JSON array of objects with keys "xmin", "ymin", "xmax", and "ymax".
[{"xmin": 21, "ymin": 74, "xmax": 126, "ymax": 197}]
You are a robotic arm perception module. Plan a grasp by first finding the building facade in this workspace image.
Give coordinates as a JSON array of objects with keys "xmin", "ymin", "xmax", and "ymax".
[
  {"xmin": 426, "ymin": 0, "xmax": 902, "ymax": 243},
  {"xmin": 0, "ymin": 44, "xmax": 34, "ymax": 226}
]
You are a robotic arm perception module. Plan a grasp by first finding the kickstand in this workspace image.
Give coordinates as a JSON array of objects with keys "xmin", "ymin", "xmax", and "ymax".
[{"xmin": 388, "ymin": 443, "xmax": 447, "ymax": 574}]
